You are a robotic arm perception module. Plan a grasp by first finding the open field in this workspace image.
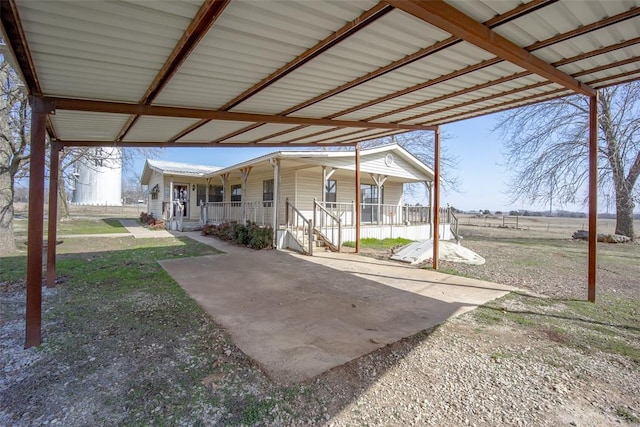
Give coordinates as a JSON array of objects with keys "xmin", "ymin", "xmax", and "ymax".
[{"xmin": 1, "ymin": 215, "xmax": 639, "ymax": 425}]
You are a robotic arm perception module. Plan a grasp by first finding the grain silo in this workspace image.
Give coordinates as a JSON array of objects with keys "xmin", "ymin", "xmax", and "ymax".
[{"xmin": 71, "ymin": 147, "xmax": 122, "ymax": 206}]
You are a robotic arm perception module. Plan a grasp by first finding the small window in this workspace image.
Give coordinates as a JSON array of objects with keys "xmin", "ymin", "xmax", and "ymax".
[
  {"xmin": 263, "ymin": 179, "xmax": 274, "ymax": 202},
  {"xmin": 151, "ymin": 192, "xmax": 158, "ymax": 200},
  {"xmin": 325, "ymin": 179, "xmax": 337, "ymax": 205},
  {"xmin": 209, "ymin": 185, "xmax": 223, "ymax": 202},
  {"xmin": 231, "ymin": 184, "xmax": 242, "ymax": 202}
]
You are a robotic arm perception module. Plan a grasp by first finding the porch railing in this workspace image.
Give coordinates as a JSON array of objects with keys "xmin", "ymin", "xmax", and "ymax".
[
  {"xmin": 200, "ymin": 201, "xmax": 273, "ymax": 226},
  {"xmin": 286, "ymin": 198, "xmax": 313, "ymax": 255},
  {"xmin": 315, "ymin": 202, "xmax": 437, "ymax": 226},
  {"xmin": 313, "ymin": 198, "xmax": 342, "ymax": 252}
]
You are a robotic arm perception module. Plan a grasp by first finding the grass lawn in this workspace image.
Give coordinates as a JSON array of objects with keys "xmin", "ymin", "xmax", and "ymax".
[
  {"xmin": 0, "ymin": 235, "xmax": 325, "ymax": 425},
  {"xmin": 13, "ymin": 217, "xmax": 129, "ymax": 237},
  {"xmin": 2, "ymin": 215, "xmax": 639, "ymax": 425},
  {"xmin": 343, "ymin": 237, "xmax": 412, "ymax": 250}
]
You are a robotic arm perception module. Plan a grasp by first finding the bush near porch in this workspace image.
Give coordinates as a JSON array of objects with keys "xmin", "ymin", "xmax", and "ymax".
[{"xmin": 203, "ymin": 221, "xmax": 273, "ymax": 250}]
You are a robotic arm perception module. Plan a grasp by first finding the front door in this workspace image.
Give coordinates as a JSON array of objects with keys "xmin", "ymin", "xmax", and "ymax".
[{"xmin": 173, "ymin": 185, "xmax": 189, "ymax": 217}]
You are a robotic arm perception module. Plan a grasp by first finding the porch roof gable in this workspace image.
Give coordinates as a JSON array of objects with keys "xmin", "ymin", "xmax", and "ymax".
[
  {"xmin": 202, "ymin": 144, "xmax": 434, "ymax": 182},
  {"xmin": 141, "ymin": 159, "xmax": 222, "ymax": 184}
]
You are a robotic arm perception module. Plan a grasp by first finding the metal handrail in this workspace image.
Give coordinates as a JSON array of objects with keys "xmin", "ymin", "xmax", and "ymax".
[
  {"xmin": 313, "ymin": 198, "xmax": 342, "ymax": 252},
  {"xmin": 286, "ymin": 198, "xmax": 313, "ymax": 255}
]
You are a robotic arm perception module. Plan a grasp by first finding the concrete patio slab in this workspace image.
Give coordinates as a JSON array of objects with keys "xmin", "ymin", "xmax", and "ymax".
[{"xmin": 159, "ymin": 243, "xmax": 515, "ymax": 384}]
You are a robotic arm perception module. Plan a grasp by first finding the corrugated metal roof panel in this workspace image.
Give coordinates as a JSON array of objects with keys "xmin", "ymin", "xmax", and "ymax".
[
  {"xmin": 154, "ymin": 0, "xmax": 378, "ymax": 109},
  {"xmin": 16, "ymin": 0, "xmax": 202, "ymax": 101},
  {"xmin": 123, "ymin": 117, "xmax": 202, "ymax": 142},
  {"xmin": 222, "ymin": 123, "xmax": 303, "ymax": 142},
  {"xmin": 230, "ymin": 9, "xmax": 452, "ymax": 114},
  {"xmin": 445, "ymin": 0, "xmax": 526, "ymax": 23},
  {"xmin": 51, "ymin": 111, "xmax": 131, "ymax": 141},
  {"xmin": 176, "ymin": 120, "xmax": 256, "ymax": 143}
]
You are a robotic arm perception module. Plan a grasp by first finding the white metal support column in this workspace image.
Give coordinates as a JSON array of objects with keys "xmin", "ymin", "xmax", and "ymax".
[
  {"xmin": 240, "ymin": 167, "xmax": 251, "ymax": 224},
  {"xmin": 371, "ymin": 174, "xmax": 387, "ymax": 225},
  {"xmin": 271, "ymin": 158, "xmax": 280, "ymax": 246},
  {"xmin": 169, "ymin": 180, "xmax": 174, "ymax": 221}
]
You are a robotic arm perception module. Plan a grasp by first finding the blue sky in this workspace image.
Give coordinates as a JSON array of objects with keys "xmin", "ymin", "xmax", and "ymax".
[{"xmin": 130, "ymin": 114, "xmax": 587, "ymax": 213}]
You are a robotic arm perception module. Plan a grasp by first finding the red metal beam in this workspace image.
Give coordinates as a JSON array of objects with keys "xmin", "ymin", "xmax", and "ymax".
[
  {"xmin": 588, "ymin": 94, "xmax": 598, "ymax": 302},
  {"xmin": 0, "ymin": 0, "xmax": 41, "ymax": 94},
  {"xmin": 116, "ymin": 0, "xmax": 231, "ymax": 141},
  {"xmin": 527, "ymin": 7, "xmax": 640, "ymax": 52},
  {"xmin": 25, "ymin": 96, "xmax": 53, "ymax": 348},
  {"xmin": 369, "ymin": 37, "xmax": 640, "ymax": 123},
  {"xmin": 169, "ymin": 0, "xmax": 557, "ymax": 144},
  {"xmin": 282, "ymin": 0, "xmax": 557, "ymax": 117},
  {"xmin": 221, "ymin": 2, "xmax": 393, "ymax": 111},
  {"xmin": 386, "ymin": 0, "xmax": 596, "ymax": 96},
  {"xmin": 59, "ymin": 140, "xmax": 358, "ymax": 148},
  {"xmin": 49, "ymin": 97, "xmax": 435, "ymax": 131},
  {"xmin": 46, "ymin": 143, "xmax": 61, "ymax": 288},
  {"xmin": 415, "ymin": 55, "xmax": 640, "ymax": 126},
  {"xmin": 432, "ymin": 127, "xmax": 440, "ymax": 270}
]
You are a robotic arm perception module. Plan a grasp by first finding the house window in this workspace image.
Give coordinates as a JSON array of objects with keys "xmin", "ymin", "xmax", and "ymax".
[
  {"xmin": 151, "ymin": 192, "xmax": 158, "ymax": 200},
  {"xmin": 231, "ymin": 184, "xmax": 242, "ymax": 202},
  {"xmin": 263, "ymin": 179, "xmax": 274, "ymax": 202},
  {"xmin": 196, "ymin": 185, "xmax": 206, "ymax": 206},
  {"xmin": 325, "ymin": 179, "xmax": 337, "ymax": 205},
  {"xmin": 361, "ymin": 184, "xmax": 384, "ymax": 222},
  {"xmin": 209, "ymin": 185, "xmax": 223, "ymax": 202}
]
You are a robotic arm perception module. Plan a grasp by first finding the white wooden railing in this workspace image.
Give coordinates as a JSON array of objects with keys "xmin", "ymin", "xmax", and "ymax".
[
  {"xmin": 286, "ymin": 198, "xmax": 313, "ymax": 255},
  {"xmin": 313, "ymin": 198, "xmax": 342, "ymax": 252},
  {"xmin": 200, "ymin": 201, "xmax": 273, "ymax": 226},
  {"xmin": 315, "ymin": 202, "xmax": 438, "ymax": 226}
]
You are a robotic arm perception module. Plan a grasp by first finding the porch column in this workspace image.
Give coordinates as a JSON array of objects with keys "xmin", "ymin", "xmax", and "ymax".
[
  {"xmin": 427, "ymin": 181, "xmax": 433, "ymax": 238},
  {"xmin": 169, "ymin": 179, "xmax": 174, "ymax": 220},
  {"xmin": 588, "ymin": 93, "xmax": 598, "ymax": 302},
  {"xmin": 271, "ymin": 159, "xmax": 280, "ymax": 246},
  {"xmin": 240, "ymin": 167, "xmax": 251, "ymax": 225},
  {"xmin": 371, "ymin": 174, "xmax": 387, "ymax": 225},
  {"xmin": 355, "ymin": 144, "xmax": 361, "ymax": 253},
  {"xmin": 46, "ymin": 142, "xmax": 62, "ymax": 288},
  {"xmin": 25, "ymin": 96, "xmax": 53, "ymax": 348},
  {"xmin": 321, "ymin": 166, "xmax": 336, "ymax": 203},
  {"xmin": 220, "ymin": 173, "xmax": 229, "ymax": 220},
  {"xmin": 432, "ymin": 127, "xmax": 441, "ymax": 270}
]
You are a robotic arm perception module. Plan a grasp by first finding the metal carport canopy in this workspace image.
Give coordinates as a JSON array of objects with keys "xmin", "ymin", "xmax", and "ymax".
[{"xmin": 2, "ymin": 0, "xmax": 639, "ymax": 346}]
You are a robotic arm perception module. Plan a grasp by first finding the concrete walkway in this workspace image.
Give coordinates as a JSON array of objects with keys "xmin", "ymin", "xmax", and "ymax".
[
  {"xmin": 119, "ymin": 219, "xmax": 173, "ymax": 238},
  {"xmin": 159, "ymin": 236, "xmax": 516, "ymax": 384}
]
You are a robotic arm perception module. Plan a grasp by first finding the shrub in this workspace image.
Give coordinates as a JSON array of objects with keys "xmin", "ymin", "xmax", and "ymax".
[
  {"xmin": 148, "ymin": 220, "xmax": 165, "ymax": 230},
  {"xmin": 202, "ymin": 221, "xmax": 273, "ymax": 249},
  {"xmin": 139, "ymin": 212, "xmax": 154, "ymax": 224},
  {"xmin": 247, "ymin": 222, "xmax": 273, "ymax": 250}
]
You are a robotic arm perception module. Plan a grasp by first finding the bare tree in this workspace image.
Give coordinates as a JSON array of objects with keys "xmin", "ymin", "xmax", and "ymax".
[
  {"xmin": 0, "ymin": 55, "xmax": 29, "ymax": 255},
  {"xmin": 1, "ymin": 52, "xmax": 161, "ymax": 250},
  {"xmin": 362, "ymin": 131, "xmax": 461, "ymax": 201},
  {"xmin": 495, "ymin": 82, "xmax": 640, "ymax": 239}
]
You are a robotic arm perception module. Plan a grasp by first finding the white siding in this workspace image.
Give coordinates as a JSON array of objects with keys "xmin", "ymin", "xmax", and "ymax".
[
  {"xmin": 279, "ymin": 168, "xmax": 296, "ymax": 225},
  {"xmin": 147, "ymin": 172, "xmax": 164, "ymax": 218}
]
